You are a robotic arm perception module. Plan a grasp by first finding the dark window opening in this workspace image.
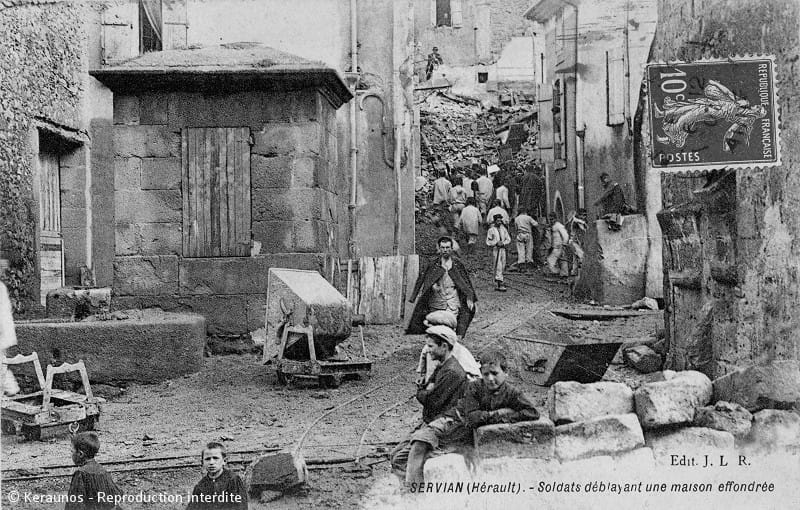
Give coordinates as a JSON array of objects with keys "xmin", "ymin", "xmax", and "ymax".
[
  {"xmin": 477, "ymin": 72, "xmax": 488, "ymax": 83},
  {"xmin": 436, "ymin": 0, "xmax": 451, "ymax": 27},
  {"xmin": 139, "ymin": 0, "xmax": 163, "ymax": 53}
]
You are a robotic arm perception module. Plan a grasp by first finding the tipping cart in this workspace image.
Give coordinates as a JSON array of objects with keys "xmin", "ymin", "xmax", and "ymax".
[
  {"xmin": 503, "ymin": 324, "xmax": 622, "ymax": 386},
  {"xmin": 264, "ymin": 269, "xmax": 372, "ymax": 388},
  {"xmin": 1, "ymin": 352, "xmax": 103, "ymax": 440}
]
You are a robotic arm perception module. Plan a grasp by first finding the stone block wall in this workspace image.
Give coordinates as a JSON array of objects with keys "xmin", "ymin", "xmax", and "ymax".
[
  {"xmin": 653, "ymin": 0, "xmax": 800, "ymax": 378},
  {"xmin": 109, "ymin": 88, "xmax": 343, "ymax": 334}
]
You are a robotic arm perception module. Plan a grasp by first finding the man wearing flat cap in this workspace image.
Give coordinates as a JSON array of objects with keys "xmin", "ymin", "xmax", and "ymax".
[
  {"xmin": 390, "ymin": 325, "xmax": 467, "ymax": 485},
  {"xmin": 406, "ymin": 236, "xmax": 477, "ymax": 338}
]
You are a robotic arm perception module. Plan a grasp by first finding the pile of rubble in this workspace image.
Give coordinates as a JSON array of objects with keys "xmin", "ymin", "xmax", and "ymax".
[{"xmin": 418, "ymin": 91, "xmax": 536, "ymax": 175}]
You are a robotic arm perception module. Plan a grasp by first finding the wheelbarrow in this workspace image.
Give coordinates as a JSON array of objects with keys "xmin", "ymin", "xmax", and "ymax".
[{"xmin": 1, "ymin": 352, "xmax": 103, "ymax": 441}]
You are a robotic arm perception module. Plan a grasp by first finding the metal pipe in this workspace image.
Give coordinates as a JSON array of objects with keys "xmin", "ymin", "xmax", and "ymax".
[{"xmin": 348, "ymin": 0, "xmax": 359, "ymax": 259}]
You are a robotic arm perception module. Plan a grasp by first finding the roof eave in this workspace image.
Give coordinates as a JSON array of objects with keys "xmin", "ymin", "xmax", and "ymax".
[{"xmin": 89, "ymin": 67, "xmax": 353, "ymax": 109}]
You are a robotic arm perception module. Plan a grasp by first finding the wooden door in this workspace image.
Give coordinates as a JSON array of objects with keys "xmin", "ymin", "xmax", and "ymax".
[
  {"xmin": 182, "ymin": 127, "xmax": 251, "ymax": 257},
  {"xmin": 39, "ymin": 152, "xmax": 63, "ymax": 305}
]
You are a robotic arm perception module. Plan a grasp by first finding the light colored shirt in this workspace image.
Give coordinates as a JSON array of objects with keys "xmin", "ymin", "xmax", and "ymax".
[
  {"xmin": 551, "ymin": 221, "xmax": 569, "ymax": 248},
  {"xmin": 496, "ymin": 185, "xmax": 510, "ymax": 209},
  {"xmin": 476, "ymin": 175, "xmax": 493, "ymax": 203},
  {"xmin": 0, "ymin": 282, "xmax": 17, "ymax": 350},
  {"xmin": 486, "ymin": 206, "xmax": 510, "ymax": 225},
  {"xmin": 486, "ymin": 224, "xmax": 511, "ymax": 247},
  {"xmin": 449, "ymin": 185, "xmax": 467, "ymax": 205},
  {"xmin": 514, "ymin": 214, "xmax": 539, "ymax": 236},
  {"xmin": 456, "ymin": 205, "xmax": 482, "ymax": 235},
  {"xmin": 432, "ymin": 177, "xmax": 452, "ymax": 205},
  {"xmin": 462, "ymin": 177, "xmax": 474, "ymax": 198}
]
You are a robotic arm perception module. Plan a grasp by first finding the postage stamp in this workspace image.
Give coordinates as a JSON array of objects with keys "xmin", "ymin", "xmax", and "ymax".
[{"xmin": 646, "ymin": 56, "xmax": 780, "ymax": 172}]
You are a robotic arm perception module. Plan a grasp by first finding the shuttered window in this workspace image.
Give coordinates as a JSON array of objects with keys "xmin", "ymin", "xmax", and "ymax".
[
  {"xmin": 606, "ymin": 49, "xmax": 626, "ymax": 126},
  {"xmin": 182, "ymin": 128, "xmax": 251, "ymax": 257}
]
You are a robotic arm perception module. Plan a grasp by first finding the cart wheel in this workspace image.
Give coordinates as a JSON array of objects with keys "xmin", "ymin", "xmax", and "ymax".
[
  {"xmin": 320, "ymin": 375, "xmax": 342, "ymax": 389},
  {"xmin": 21, "ymin": 424, "xmax": 41, "ymax": 441},
  {"xmin": 1, "ymin": 419, "xmax": 18, "ymax": 436}
]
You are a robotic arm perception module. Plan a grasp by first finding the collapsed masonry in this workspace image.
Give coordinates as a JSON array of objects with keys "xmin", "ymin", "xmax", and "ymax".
[{"xmin": 418, "ymin": 91, "xmax": 537, "ymax": 182}]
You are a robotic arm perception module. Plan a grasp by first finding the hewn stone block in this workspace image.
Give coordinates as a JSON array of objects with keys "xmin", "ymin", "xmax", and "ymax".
[
  {"xmin": 474, "ymin": 418, "xmax": 555, "ymax": 459},
  {"xmin": 693, "ymin": 401, "xmax": 753, "ymax": 441},
  {"xmin": 113, "ymin": 95, "xmax": 139, "ymax": 125},
  {"xmin": 549, "ymin": 381, "xmax": 634, "ymax": 424},
  {"xmin": 251, "ymin": 122, "xmax": 321, "ymax": 157},
  {"xmin": 252, "ymin": 188, "xmax": 323, "ymax": 223},
  {"xmin": 45, "ymin": 287, "xmax": 111, "ymax": 319},
  {"xmin": 749, "ymin": 409, "xmax": 800, "ymax": 447},
  {"xmin": 139, "ymin": 223, "xmax": 182, "ymax": 255},
  {"xmin": 139, "ymin": 92, "xmax": 168, "ymax": 125},
  {"xmin": 293, "ymin": 220, "xmax": 324, "ymax": 252},
  {"xmin": 113, "ymin": 125, "xmax": 179, "ymax": 158},
  {"xmin": 113, "ymin": 255, "xmax": 179, "ymax": 296},
  {"xmin": 115, "ymin": 223, "xmax": 138, "ymax": 256},
  {"xmin": 634, "ymin": 370, "xmax": 712, "ymax": 428},
  {"xmin": 114, "ymin": 156, "xmax": 141, "ymax": 191},
  {"xmin": 60, "ymin": 164, "xmax": 85, "ymax": 191},
  {"xmin": 251, "ymin": 155, "xmax": 292, "ymax": 189},
  {"xmin": 140, "ymin": 157, "xmax": 180, "ymax": 190},
  {"xmin": 291, "ymin": 157, "xmax": 317, "ymax": 188},
  {"xmin": 179, "ymin": 255, "xmax": 325, "ymax": 296},
  {"xmin": 245, "ymin": 451, "xmax": 307, "ymax": 494},
  {"xmin": 115, "ymin": 190, "xmax": 182, "ymax": 223},
  {"xmin": 60, "ymin": 207, "xmax": 85, "ymax": 229},
  {"xmin": 645, "ymin": 427, "xmax": 735, "ymax": 462},
  {"xmin": 624, "ymin": 345, "xmax": 662, "ymax": 373},
  {"xmin": 177, "ymin": 295, "xmax": 248, "ymax": 336},
  {"xmin": 555, "ymin": 413, "xmax": 644, "ymax": 461},
  {"xmin": 252, "ymin": 221, "xmax": 294, "ymax": 253},
  {"xmin": 713, "ymin": 361, "xmax": 800, "ymax": 411},
  {"xmin": 60, "ymin": 190, "xmax": 84, "ymax": 209},
  {"xmin": 16, "ymin": 311, "xmax": 205, "ymax": 384}
]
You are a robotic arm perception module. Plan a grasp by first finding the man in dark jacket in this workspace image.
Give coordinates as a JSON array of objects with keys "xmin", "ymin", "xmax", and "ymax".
[{"xmin": 406, "ymin": 236, "xmax": 477, "ymax": 338}]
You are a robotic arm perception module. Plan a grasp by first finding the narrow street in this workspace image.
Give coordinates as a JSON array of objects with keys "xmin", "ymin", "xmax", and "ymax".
[{"xmin": 2, "ymin": 245, "xmax": 660, "ymax": 508}]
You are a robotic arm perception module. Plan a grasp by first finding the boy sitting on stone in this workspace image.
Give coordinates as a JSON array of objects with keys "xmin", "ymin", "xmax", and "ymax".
[{"xmin": 404, "ymin": 349, "xmax": 539, "ymax": 486}]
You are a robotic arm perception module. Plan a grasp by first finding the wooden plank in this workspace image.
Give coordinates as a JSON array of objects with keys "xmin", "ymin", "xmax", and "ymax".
[
  {"xmin": 189, "ymin": 129, "xmax": 199, "ymax": 257},
  {"xmin": 181, "ymin": 129, "xmax": 190, "ymax": 256},
  {"xmin": 209, "ymin": 128, "xmax": 219, "ymax": 257},
  {"xmin": 550, "ymin": 308, "xmax": 662, "ymax": 321},
  {"xmin": 226, "ymin": 129, "xmax": 237, "ymax": 256},
  {"xmin": 217, "ymin": 128, "xmax": 229, "ymax": 256},
  {"xmin": 238, "ymin": 128, "xmax": 251, "ymax": 256},
  {"xmin": 357, "ymin": 257, "xmax": 373, "ymax": 321},
  {"xmin": 202, "ymin": 128, "xmax": 212, "ymax": 258},
  {"xmin": 402, "ymin": 255, "xmax": 419, "ymax": 320}
]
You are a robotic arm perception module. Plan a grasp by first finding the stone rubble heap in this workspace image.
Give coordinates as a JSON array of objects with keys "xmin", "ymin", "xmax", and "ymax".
[{"xmin": 409, "ymin": 370, "xmax": 800, "ymax": 509}]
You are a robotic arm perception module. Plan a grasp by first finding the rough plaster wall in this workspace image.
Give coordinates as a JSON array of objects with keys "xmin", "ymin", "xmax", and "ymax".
[
  {"xmin": 652, "ymin": 0, "xmax": 800, "ymax": 375},
  {"xmin": 0, "ymin": 2, "xmax": 88, "ymax": 312}
]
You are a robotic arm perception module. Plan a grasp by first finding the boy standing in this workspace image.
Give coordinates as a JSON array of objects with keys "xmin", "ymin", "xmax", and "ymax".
[
  {"xmin": 65, "ymin": 432, "xmax": 122, "ymax": 510},
  {"xmin": 546, "ymin": 213, "xmax": 570, "ymax": 277},
  {"xmin": 512, "ymin": 209, "xmax": 539, "ymax": 271},
  {"xmin": 405, "ymin": 349, "xmax": 539, "ymax": 486},
  {"xmin": 187, "ymin": 442, "xmax": 248, "ymax": 510},
  {"xmin": 486, "ymin": 214, "xmax": 511, "ymax": 292}
]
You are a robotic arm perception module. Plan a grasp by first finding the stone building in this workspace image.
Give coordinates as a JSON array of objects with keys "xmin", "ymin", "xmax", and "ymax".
[
  {"xmin": 524, "ymin": 0, "xmax": 663, "ymax": 304},
  {"xmin": 90, "ymin": 45, "xmax": 352, "ymax": 334},
  {"xmin": 652, "ymin": 0, "xmax": 799, "ymax": 406},
  {"xmin": 1, "ymin": 0, "xmax": 418, "ymax": 333}
]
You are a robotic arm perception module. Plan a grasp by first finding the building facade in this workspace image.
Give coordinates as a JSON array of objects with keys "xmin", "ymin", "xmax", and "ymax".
[
  {"xmin": 1, "ymin": 0, "xmax": 417, "ymax": 334},
  {"xmin": 525, "ymin": 0, "xmax": 663, "ymax": 303}
]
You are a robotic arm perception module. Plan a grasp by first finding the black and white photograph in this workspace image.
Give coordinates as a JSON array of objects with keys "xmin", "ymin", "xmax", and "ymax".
[{"xmin": 1, "ymin": 0, "xmax": 798, "ymax": 509}]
